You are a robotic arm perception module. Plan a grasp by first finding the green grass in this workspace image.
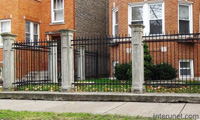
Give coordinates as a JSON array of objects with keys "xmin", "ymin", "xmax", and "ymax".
[
  {"xmin": 13, "ymin": 79, "xmax": 200, "ymax": 93},
  {"xmin": 74, "ymin": 78, "xmax": 132, "ymax": 92},
  {"xmin": 0, "ymin": 110, "xmax": 189, "ymax": 120},
  {"xmin": 15, "ymin": 84, "xmax": 61, "ymax": 92}
]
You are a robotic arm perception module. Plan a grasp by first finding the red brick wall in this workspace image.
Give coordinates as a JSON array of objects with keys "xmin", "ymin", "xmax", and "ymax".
[
  {"xmin": 109, "ymin": 0, "xmax": 200, "ymax": 79},
  {"xmin": 0, "ymin": 0, "xmax": 75, "ymax": 79},
  {"xmin": 109, "ymin": 0, "xmax": 199, "ymax": 35}
]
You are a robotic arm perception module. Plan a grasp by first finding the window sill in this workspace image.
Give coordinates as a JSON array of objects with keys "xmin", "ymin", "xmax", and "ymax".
[
  {"xmin": 0, "ymin": 45, "xmax": 3, "ymax": 48},
  {"xmin": 50, "ymin": 22, "xmax": 65, "ymax": 26}
]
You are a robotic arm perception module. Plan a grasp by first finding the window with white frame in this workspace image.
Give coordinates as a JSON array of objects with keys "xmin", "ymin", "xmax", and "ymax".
[
  {"xmin": 179, "ymin": 60, "xmax": 194, "ymax": 78},
  {"xmin": 149, "ymin": 4, "xmax": 163, "ymax": 34},
  {"xmin": 0, "ymin": 20, "xmax": 11, "ymax": 46},
  {"xmin": 179, "ymin": 4, "xmax": 193, "ymax": 34},
  {"xmin": 51, "ymin": 0, "xmax": 64, "ymax": 22},
  {"xmin": 131, "ymin": 6, "xmax": 143, "ymax": 24},
  {"xmin": 113, "ymin": 61, "xmax": 119, "ymax": 74},
  {"xmin": 25, "ymin": 21, "xmax": 39, "ymax": 45},
  {"xmin": 128, "ymin": 2, "xmax": 164, "ymax": 35},
  {"xmin": 112, "ymin": 9, "xmax": 118, "ymax": 36}
]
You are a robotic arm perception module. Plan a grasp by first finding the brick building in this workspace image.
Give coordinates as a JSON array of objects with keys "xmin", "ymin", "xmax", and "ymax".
[
  {"xmin": 75, "ymin": 0, "xmax": 109, "ymax": 37},
  {"xmin": 0, "ymin": 0, "xmax": 109, "ymax": 80},
  {"xmin": 109, "ymin": 0, "xmax": 200, "ymax": 80}
]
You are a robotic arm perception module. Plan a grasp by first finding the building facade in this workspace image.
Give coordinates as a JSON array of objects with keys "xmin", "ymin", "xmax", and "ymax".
[{"xmin": 109, "ymin": 0, "xmax": 200, "ymax": 80}]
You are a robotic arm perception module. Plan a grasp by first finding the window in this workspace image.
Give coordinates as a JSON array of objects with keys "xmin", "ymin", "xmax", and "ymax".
[
  {"xmin": 128, "ymin": 2, "xmax": 164, "ymax": 35},
  {"xmin": 179, "ymin": 60, "xmax": 194, "ymax": 78},
  {"xmin": 51, "ymin": 0, "xmax": 64, "ymax": 22},
  {"xmin": 113, "ymin": 61, "xmax": 119, "ymax": 74},
  {"xmin": 112, "ymin": 9, "xmax": 118, "ymax": 36},
  {"xmin": 149, "ymin": 4, "xmax": 163, "ymax": 34},
  {"xmin": 131, "ymin": 6, "xmax": 143, "ymax": 24},
  {"xmin": 25, "ymin": 21, "xmax": 39, "ymax": 45},
  {"xmin": 0, "ymin": 20, "xmax": 11, "ymax": 46},
  {"xmin": 179, "ymin": 4, "xmax": 192, "ymax": 34}
]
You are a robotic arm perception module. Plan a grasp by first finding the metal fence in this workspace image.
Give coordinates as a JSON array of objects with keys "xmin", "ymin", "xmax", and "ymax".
[
  {"xmin": 143, "ymin": 33, "xmax": 200, "ymax": 93},
  {"xmin": 72, "ymin": 35, "xmax": 132, "ymax": 92},
  {"xmin": 13, "ymin": 40, "xmax": 61, "ymax": 91}
]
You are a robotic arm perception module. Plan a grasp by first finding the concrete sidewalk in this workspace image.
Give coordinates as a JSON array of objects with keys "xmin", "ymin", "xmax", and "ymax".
[{"xmin": 0, "ymin": 100, "xmax": 199, "ymax": 118}]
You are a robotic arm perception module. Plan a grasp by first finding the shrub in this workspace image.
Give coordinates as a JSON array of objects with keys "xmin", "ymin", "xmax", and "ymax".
[
  {"xmin": 114, "ymin": 63, "xmax": 131, "ymax": 80},
  {"xmin": 144, "ymin": 43, "xmax": 154, "ymax": 80},
  {"xmin": 114, "ymin": 43, "xmax": 154, "ymax": 81},
  {"xmin": 151, "ymin": 63, "xmax": 177, "ymax": 80}
]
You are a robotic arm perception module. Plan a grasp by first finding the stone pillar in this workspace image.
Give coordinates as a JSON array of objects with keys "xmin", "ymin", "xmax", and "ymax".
[
  {"xmin": 59, "ymin": 29, "xmax": 75, "ymax": 92},
  {"xmin": 129, "ymin": 24, "xmax": 145, "ymax": 94},
  {"xmin": 78, "ymin": 46, "xmax": 85, "ymax": 80},
  {"xmin": 48, "ymin": 41, "xmax": 58, "ymax": 83},
  {"xmin": 1, "ymin": 33, "xmax": 17, "ymax": 91}
]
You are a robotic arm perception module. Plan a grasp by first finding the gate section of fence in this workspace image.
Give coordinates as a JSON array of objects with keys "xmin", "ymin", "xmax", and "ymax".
[
  {"xmin": 72, "ymin": 35, "xmax": 132, "ymax": 92},
  {"xmin": 143, "ymin": 33, "xmax": 200, "ymax": 93},
  {"xmin": 12, "ymin": 40, "xmax": 61, "ymax": 91}
]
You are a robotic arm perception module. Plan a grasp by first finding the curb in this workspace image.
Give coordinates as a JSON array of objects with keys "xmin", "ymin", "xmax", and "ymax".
[{"xmin": 0, "ymin": 92, "xmax": 200, "ymax": 103}]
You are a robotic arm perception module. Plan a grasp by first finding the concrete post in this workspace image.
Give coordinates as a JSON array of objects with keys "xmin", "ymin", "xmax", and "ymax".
[
  {"xmin": 129, "ymin": 24, "xmax": 145, "ymax": 94},
  {"xmin": 1, "ymin": 33, "xmax": 17, "ymax": 91},
  {"xmin": 78, "ymin": 46, "xmax": 85, "ymax": 80},
  {"xmin": 48, "ymin": 41, "xmax": 58, "ymax": 83},
  {"xmin": 59, "ymin": 29, "xmax": 75, "ymax": 92}
]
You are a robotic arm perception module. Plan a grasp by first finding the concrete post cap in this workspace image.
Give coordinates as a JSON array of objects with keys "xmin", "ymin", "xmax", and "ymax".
[
  {"xmin": 1, "ymin": 33, "xmax": 18, "ymax": 37},
  {"xmin": 129, "ymin": 24, "xmax": 145, "ymax": 29}
]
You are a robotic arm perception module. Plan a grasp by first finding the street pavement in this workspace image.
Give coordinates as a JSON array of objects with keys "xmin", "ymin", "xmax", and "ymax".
[{"xmin": 0, "ymin": 100, "xmax": 199, "ymax": 119}]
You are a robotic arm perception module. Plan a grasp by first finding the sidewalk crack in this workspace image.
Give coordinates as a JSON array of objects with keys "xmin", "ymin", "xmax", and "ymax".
[
  {"xmin": 102, "ymin": 102, "xmax": 127, "ymax": 115},
  {"xmin": 178, "ymin": 103, "xmax": 187, "ymax": 115}
]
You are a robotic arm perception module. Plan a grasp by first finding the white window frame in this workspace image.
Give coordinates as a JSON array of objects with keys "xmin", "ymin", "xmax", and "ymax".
[
  {"xmin": 113, "ymin": 61, "xmax": 119, "ymax": 74},
  {"xmin": 178, "ymin": 2, "xmax": 193, "ymax": 34},
  {"xmin": 112, "ymin": 7, "xmax": 118, "ymax": 36},
  {"xmin": 128, "ymin": 1, "xmax": 165, "ymax": 35},
  {"xmin": 51, "ymin": 0, "xmax": 65, "ymax": 23},
  {"xmin": 131, "ymin": 5, "xmax": 143, "ymax": 25},
  {"xmin": 179, "ymin": 59, "xmax": 194, "ymax": 79},
  {"xmin": 0, "ymin": 19, "xmax": 11, "ymax": 47},
  {"xmin": 25, "ymin": 21, "xmax": 40, "ymax": 45}
]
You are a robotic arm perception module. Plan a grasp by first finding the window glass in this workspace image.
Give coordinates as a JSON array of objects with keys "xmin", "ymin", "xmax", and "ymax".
[
  {"xmin": 1, "ymin": 21, "xmax": 10, "ymax": 33},
  {"xmin": 33, "ymin": 24, "xmax": 38, "ymax": 45},
  {"xmin": 25, "ymin": 22, "xmax": 30, "ymax": 33},
  {"xmin": 25, "ymin": 21, "xmax": 39, "ymax": 45},
  {"xmin": 180, "ymin": 69, "xmax": 191, "ymax": 76},
  {"xmin": 150, "ymin": 20, "xmax": 162, "ymax": 34},
  {"xmin": 180, "ymin": 62, "xmax": 190, "ymax": 68},
  {"xmin": 180, "ymin": 61, "xmax": 192, "ymax": 76},
  {"xmin": 113, "ymin": 10, "xmax": 118, "ymax": 36},
  {"xmin": 53, "ymin": 0, "xmax": 64, "ymax": 22},
  {"xmin": 25, "ymin": 22, "xmax": 31, "ymax": 43},
  {"xmin": 179, "ymin": 5, "xmax": 189, "ymax": 20},
  {"xmin": 113, "ymin": 61, "xmax": 119, "ymax": 74},
  {"xmin": 115, "ymin": 11, "xmax": 118, "ymax": 24},
  {"xmin": 34, "ymin": 24, "xmax": 38, "ymax": 35},
  {"xmin": 179, "ymin": 5, "xmax": 190, "ymax": 34},
  {"xmin": 150, "ymin": 4, "xmax": 162, "ymax": 34},
  {"xmin": 0, "ymin": 20, "xmax": 11, "ymax": 45},
  {"xmin": 179, "ymin": 20, "xmax": 189, "ymax": 34},
  {"xmin": 115, "ymin": 25, "xmax": 118, "ymax": 36},
  {"xmin": 132, "ymin": 7, "xmax": 143, "ymax": 21},
  {"xmin": 150, "ymin": 4, "xmax": 162, "ymax": 20}
]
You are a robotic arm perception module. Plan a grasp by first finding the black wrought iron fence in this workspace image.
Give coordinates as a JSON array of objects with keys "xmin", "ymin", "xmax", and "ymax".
[
  {"xmin": 13, "ymin": 40, "xmax": 61, "ymax": 91},
  {"xmin": 72, "ymin": 35, "xmax": 132, "ymax": 92},
  {"xmin": 143, "ymin": 32, "xmax": 200, "ymax": 93}
]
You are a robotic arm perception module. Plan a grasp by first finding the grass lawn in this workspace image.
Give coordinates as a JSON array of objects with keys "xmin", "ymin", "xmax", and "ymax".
[
  {"xmin": 0, "ymin": 110, "xmax": 189, "ymax": 120},
  {"xmin": 15, "ymin": 84, "xmax": 61, "ymax": 92},
  {"xmin": 74, "ymin": 78, "xmax": 132, "ymax": 92},
  {"xmin": 12, "ymin": 78, "xmax": 200, "ymax": 93}
]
